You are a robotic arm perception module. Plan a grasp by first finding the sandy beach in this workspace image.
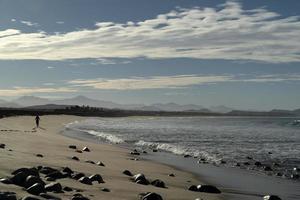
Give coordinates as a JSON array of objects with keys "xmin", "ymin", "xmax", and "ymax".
[{"xmin": 0, "ymin": 115, "xmax": 223, "ymax": 200}]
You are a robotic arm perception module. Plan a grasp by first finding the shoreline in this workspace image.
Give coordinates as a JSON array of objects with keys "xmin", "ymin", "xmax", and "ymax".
[{"xmin": 0, "ymin": 115, "xmax": 223, "ymax": 200}]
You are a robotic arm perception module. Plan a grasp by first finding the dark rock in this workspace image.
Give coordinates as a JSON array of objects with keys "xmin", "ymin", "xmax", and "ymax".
[
  {"xmin": 188, "ymin": 185, "xmax": 198, "ymax": 191},
  {"xmin": 26, "ymin": 183, "xmax": 45, "ymax": 195},
  {"xmin": 82, "ymin": 147, "xmax": 90, "ymax": 152},
  {"xmin": 36, "ymin": 154, "xmax": 43, "ymax": 158},
  {"xmin": 72, "ymin": 173, "xmax": 85, "ymax": 180},
  {"xmin": 246, "ymin": 156, "xmax": 253, "ymax": 160},
  {"xmin": 72, "ymin": 156, "xmax": 80, "ymax": 161},
  {"xmin": 133, "ymin": 173, "xmax": 149, "ymax": 185},
  {"xmin": 268, "ymin": 152, "xmax": 272, "ymax": 154},
  {"xmin": 220, "ymin": 160, "xmax": 226, "ymax": 164},
  {"xmin": 85, "ymin": 160, "xmax": 95, "ymax": 164},
  {"xmin": 236, "ymin": 163, "xmax": 241, "ymax": 167},
  {"xmin": 12, "ymin": 167, "xmax": 39, "ymax": 177},
  {"xmin": 264, "ymin": 166, "xmax": 273, "ymax": 171},
  {"xmin": 62, "ymin": 167, "xmax": 73, "ymax": 174},
  {"xmin": 0, "ymin": 191, "xmax": 16, "ymax": 200},
  {"xmin": 40, "ymin": 193, "xmax": 61, "ymax": 200},
  {"xmin": 63, "ymin": 186, "xmax": 73, "ymax": 192},
  {"xmin": 45, "ymin": 177, "xmax": 55, "ymax": 181},
  {"xmin": 122, "ymin": 170, "xmax": 133, "ymax": 176},
  {"xmin": 273, "ymin": 163, "xmax": 280, "ymax": 167},
  {"xmin": 0, "ymin": 177, "xmax": 12, "ymax": 184},
  {"xmin": 71, "ymin": 193, "xmax": 90, "ymax": 200},
  {"xmin": 130, "ymin": 151, "xmax": 140, "ymax": 155},
  {"xmin": 96, "ymin": 161, "xmax": 105, "ymax": 166},
  {"xmin": 89, "ymin": 174, "xmax": 104, "ymax": 183},
  {"xmin": 24, "ymin": 175, "xmax": 45, "ymax": 188},
  {"xmin": 168, "ymin": 173, "xmax": 175, "ymax": 177},
  {"xmin": 45, "ymin": 171, "xmax": 65, "ymax": 179},
  {"xmin": 139, "ymin": 192, "xmax": 163, "ymax": 200},
  {"xmin": 152, "ymin": 149, "xmax": 158, "ymax": 152},
  {"xmin": 184, "ymin": 154, "xmax": 191, "ymax": 158},
  {"xmin": 69, "ymin": 145, "xmax": 77, "ymax": 149},
  {"xmin": 0, "ymin": 143, "xmax": 5, "ymax": 148},
  {"xmin": 75, "ymin": 150, "xmax": 82, "ymax": 153},
  {"xmin": 255, "ymin": 161, "xmax": 262, "ymax": 167},
  {"xmin": 78, "ymin": 176, "xmax": 92, "ymax": 185},
  {"xmin": 151, "ymin": 179, "xmax": 166, "ymax": 188},
  {"xmin": 101, "ymin": 188, "xmax": 110, "ymax": 192},
  {"xmin": 10, "ymin": 171, "xmax": 28, "ymax": 186},
  {"xmin": 197, "ymin": 185, "xmax": 221, "ymax": 193},
  {"xmin": 45, "ymin": 182, "xmax": 62, "ymax": 193},
  {"xmin": 39, "ymin": 167, "xmax": 57, "ymax": 175},
  {"xmin": 143, "ymin": 151, "xmax": 148, "ymax": 154},
  {"xmin": 243, "ymin": 162, "xmax": 250, "ymax": 166},
  {"xmin": 276, "ymin": 172, "xmax": 283, "ymax": 177},
  {"xmin": 263, "ymin": 195, "xmax": 282, "ymax": 200}
]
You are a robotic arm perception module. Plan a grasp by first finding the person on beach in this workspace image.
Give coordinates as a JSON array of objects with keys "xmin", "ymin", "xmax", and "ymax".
[{"xmin": 35, "ymin": 115, "xmax": 40, "ymax": 128}]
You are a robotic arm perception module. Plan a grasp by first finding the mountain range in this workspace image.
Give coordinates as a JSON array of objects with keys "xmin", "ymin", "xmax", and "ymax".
[{"xmin": 0, "ymin": 95, "xmax": 233, "ymax": 113}]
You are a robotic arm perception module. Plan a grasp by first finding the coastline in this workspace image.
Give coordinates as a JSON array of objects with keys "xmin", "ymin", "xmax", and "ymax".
[{"xmin": 0, "ymin": 115, "xmax": 223, "ymax": 200}]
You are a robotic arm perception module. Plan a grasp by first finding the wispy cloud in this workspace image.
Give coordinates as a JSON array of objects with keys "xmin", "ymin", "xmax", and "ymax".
[
  {"xmin": 1, "ymin": 1, "xmax": 300, "ymax": 63},
  {"xmin": 0, "ymin": 87, "xmax": 76, "ymax": 97},
  {"xmin": 20, "ymin": 20, "xmax": 39, "ymax": 27},
  {"xmin": 56, "ymin": 21, "xmax": 64, "ymax": 24},
  {"xmin": 68, "ymin": 74, "xmax": 300, "ymax": 90}
]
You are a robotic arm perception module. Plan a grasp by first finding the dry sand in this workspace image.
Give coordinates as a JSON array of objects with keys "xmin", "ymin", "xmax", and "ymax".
[{"xmin": 0, "ymin": 115, "xmax": 223, "ymax": 200}]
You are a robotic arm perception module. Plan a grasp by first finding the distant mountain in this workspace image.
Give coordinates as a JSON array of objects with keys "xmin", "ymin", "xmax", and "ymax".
[
  {"xmin": 0, "ymin": 99, "xmax": 21, "ymax": 108},
  {"xmin": 150, "ymin": 103, "xmax": 205, "ymax": 112},
  {"xmin": 13, "ymin": 96, "xmax": 50, "ymax": 106},
  {"xmin": 209, "ymin": 105, "xmax": 233, "ymax": 113},
  {"xmin": 24, "ymin": 104, "xmax": 71, "ymax": 110}
]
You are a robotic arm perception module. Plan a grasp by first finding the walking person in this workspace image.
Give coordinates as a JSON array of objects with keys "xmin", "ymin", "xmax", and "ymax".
[{"xmin": 35, "ymin": 115, "xmax": 40, "ymax": 128}]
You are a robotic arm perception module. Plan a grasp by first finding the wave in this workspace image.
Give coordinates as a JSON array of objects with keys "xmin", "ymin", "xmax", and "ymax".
[{"xmin": 84, "ymin": 130, "xmax": 125, "ymax": 144}]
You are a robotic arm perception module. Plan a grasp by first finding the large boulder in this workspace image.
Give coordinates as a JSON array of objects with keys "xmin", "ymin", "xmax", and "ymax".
[
  {"xmin": 89, "ymin": 174, "xmax": 104, "ymax": 183},
  {"xmin": 133, "ymin": 173, "xmax": 149, "ymax": 185},
  {"xmin": 139, "ymin": 192, "xmax": 163, "ymax": 200},
  {"xmin": 10, "ymin": 172, "xmax": 28, "ymax": 186},
  {"xmin": 78, "ymin": 176, "xmax": 92, "ymax": 185},
  {"xmin": 12, "ymin": 167, "xmax": 39, "ymax": 177},
  {"xmin": 122, "ymin": 170, "xmax": 133, "ymax": 176},
  {"xmin": 151, "ymin": 179, "xmax": 166, "ymax": 188},
  {"xmin": 45, "ymin": 182, "xmax": 62, "ymax": 193},
  {"xmin": 24, "ymin": 175, "xmax": 45, "ymax": 188},
  {"xmin": 45, "ymin": 171, "xmax": 65, "ymax": 179},
  {"xmin": 0, "ymin": 191, "xmax": 17, "ymax": 200},
  {"xmin": 26, "ymin": 183, "xmax": 45, "ymax": 195},
  {"xmin": 0, "ymin": 177, "xmax": 12, "ymax": 184},
  {"xmin": 188, "ymin": 185, "xmax": 198, "ymax": 191},
  {"xmin": 62, "ymin": 167, "xmax": 73, "ymax": 175},
  {"xmin": 197, "ymin": 185, "xmax": 221, "ymax": 193},
  {"xmin": 72, "ymin": 172, "xmax": 85, "ymax": 180},
  {"xmin": 263, "ymin": 195, "xmax": 282, "ymax": 200}
]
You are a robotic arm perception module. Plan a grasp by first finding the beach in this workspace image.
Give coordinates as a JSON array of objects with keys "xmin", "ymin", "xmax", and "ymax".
[{"xmin": 0, "ymin": 115, "xmax": 223, "ymax": 200}]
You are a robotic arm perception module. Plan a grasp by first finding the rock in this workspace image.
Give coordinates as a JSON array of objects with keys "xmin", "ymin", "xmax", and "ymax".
[
  {"xmin": 72, "ymin": 173, "xmax": 85, "ymax": 180},
  {"xmin": 152, "ymin": 149, "xmax": 158, "ymax": 152},
  {"xmin": 243, "ymin": 162, "xmax": 250, "ymax": 166},
  {"xmin": 268, "ymin": 152, "xmax": 272, "ymax": 154},
  {"xmin": 143, "ymin": 151, "xmax": 148, "ymax": 154},
  {"xmin": 0, "ymin": 191, "xmax": 17, "ymax": 200},
  {"xmin": 130, "ymin": 151, "xmax": 140, "ymax": 155},
  {"xmin": 236, "ymin": 163, "xmax": 241, "ymax": 167},
  {"xmin": 263, "ymin": 195, "xmax": 282, "ymax": 200},
  {"xmin": 291, "ymin": 174, "xmax": 299, "ymax": 179},
  {"xmin": 197, "ymin": 185, "xmax": 221, "ymax": 193},
  {"xmin": 273, "ymin": 163, "xmax": 280, "ymax": 167},
  {"xmin": 188, "ymin": 185, "xmax": 198, "ymax": 191},
  {"xmin": 62, "ymin": 167, "xmax": 73, "ymax": 174},
  {"xmin": 69, "ymin": 145, "xmax": 77, "ymax": 149},
  {"xmin": 151, "ymin": 179, "xmax": 166, "ymax": 188},
  {"xmin": 75, "ymin": 150, "xmax": 82, "ymax": 153},
  {"xmin": 12, "ymin": 167, "xmax": 39, "ymax": 177},
  {"xmin": 133, "ymin": 173, "xmax": 149, "ymax": 185},
  {"xmin": 72, "ymin": 156, "xmax": 80, "ymax": 161},
  {"xmin": 255, "ymin": 161, "xmax": 262, "ymax": 167},
  {"xmin": 82, "ymin": 147, "xmax": 90, "ymax": 152},
  {"xmin": 168, "ymin": 173, "xmax": 175, "ymax": 177},
  {"xmin": 45, "ymin": 177, "xmax": 56, "ymax": 181},
  {"xmin": 45, "ymin": 171, "xmax": 65, "ymax": 179},
  {"xmin": 85, "ymin": 160, "xmax": 95, "ymax": 164},
  {"xmin": 78, "ymin": 176, "xmax": 92, "ymax": 185},
  {"xmin": 264, "ymin": 166, "xmax": 273, "ymax": 171},
  {"xmin": 45, "ymin": 182, "xmax": 62, "ymax": 193},
  {"xmin": 276, "ymin": 172, "xmax": 283, "ymax": 177},
  {"xmin": 246, "ymin": 156, "xmax": 253, "ymax": 160},
  {"xmin": 89, "ymin": 174, "xmax": 104, "ymax": 183},
  {"xmin": 101, "ymin": 188, "xmax": 110, "ymax": 192},
  {"xmin": 0, "ymin": 177, "xmax": 12, "ymax": 184},
  {"xmin": 96, "ymin": 161, "xmax": 105, "ymax": 166},
  {"xmin": 36, "ymin": 154, "xmax": 43, "ymax": 158},
  {"xmin": 122, "ymin": 170, "xmax": 133, "ymax": 176},
  {"xmin": 184, "ymin": 154, "xmax": 191, "ymax": 158},
  {"xmin": 39, "ymin": 167, "xmax": 57, "ymax": 175},
  {"xmin": 10, "ymin": 171, "xmax": 29, "ymax": 186},
  {"xmin": 63, "ymin": 186, "xmax": 73, "ymax": 192},
  {"xmin": 71, "ymin": 193, "xmax": 90, "ymax": 200},
  {"xmin": 24, "ymin": 175, "xmax": 45, "ymax": 188},
  {"xmin": 21, "ymin": 196, "xmax": 43, "ymax": 200},
  {"xmin": 220, "ymin": 160, "xmax": 226, "ymax": 164},
  {"xmin": 26, "ymin": 183, "xmax": 45, "ymax": 195},
  {"xmin": 0, "ymin": 143, "xmax": 5, "ymax": 148},
  {"xmin": 40, "ymin": 193, "xmax": 61, "ymax": 200},
  {"xmin": 139, "ymin": 192, "xmax": 163, "ymax": 200}
]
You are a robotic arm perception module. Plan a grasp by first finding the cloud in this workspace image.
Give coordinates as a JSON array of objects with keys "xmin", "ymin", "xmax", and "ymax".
[
  {"xmin": 0, "ymin": 87, "xmax": 76, "ymax": 97},
  {"xmin": 20, "ymin": 20, "xmax": 39, "ymax": 27},
  {"xmin": 68, "ymin": 74, "xmax": 300, "ymax": 90},
  {"xmin": 68, "ymin": 75, "xmax": 234, "ymax": 90},
  {"xmin": 0, "ymin": 1, "xmax": 300, "ymax": 63},
  {"xmin": 56, "ymin": 21, "xmax": 64, "ymax": 24}
]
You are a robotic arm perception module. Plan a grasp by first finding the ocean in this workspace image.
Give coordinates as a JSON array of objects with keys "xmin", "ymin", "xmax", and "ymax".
[{"xmin": 63, "ymin": 116, "xmax": 300, "ymax": 181}]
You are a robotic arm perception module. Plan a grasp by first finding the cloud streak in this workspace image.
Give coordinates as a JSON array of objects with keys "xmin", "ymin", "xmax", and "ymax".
[
  {"xmin": 0, "ymin": 1, "xmax": 300, "ymax": 63},
  {"xmin": 0, "ymin": 87, "xmax": 76, "ymax": 97}
]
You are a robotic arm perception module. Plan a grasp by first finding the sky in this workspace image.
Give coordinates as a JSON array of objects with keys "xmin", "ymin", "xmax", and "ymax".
[{"xmin": 0, "ymin": 0, "xmax": 300, "ymax": 110}]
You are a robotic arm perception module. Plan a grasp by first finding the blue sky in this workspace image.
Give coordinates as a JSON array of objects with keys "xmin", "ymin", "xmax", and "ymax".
[{"xmin": 0, "ymin": 0, "xmax": 300, "ymax": 110}]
